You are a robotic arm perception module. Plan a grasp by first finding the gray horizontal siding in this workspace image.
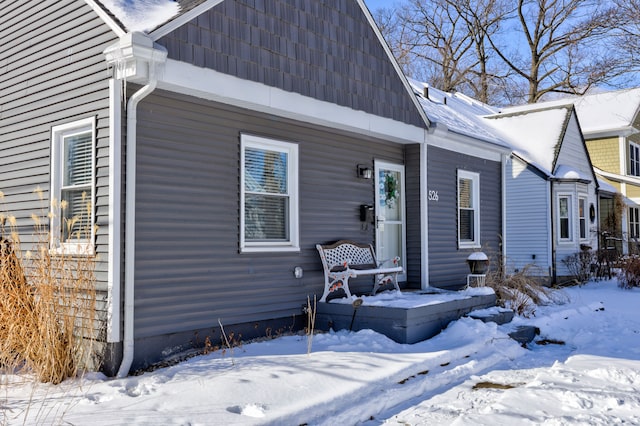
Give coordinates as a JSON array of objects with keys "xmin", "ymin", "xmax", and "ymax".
[
  {"xmin": 427, "ymin": 146, "xmax": 502, "ymax": 289},
  {"xmin": 0, "ymin": 0, "xmax": 117, "ymax": 322},
  {"xmin": 157, "ymin": 0, "xmax": 425, "ymax": 128},
  {"xmin": 133, "ymin": 88, "xmax": 405, "ymax": 338}
]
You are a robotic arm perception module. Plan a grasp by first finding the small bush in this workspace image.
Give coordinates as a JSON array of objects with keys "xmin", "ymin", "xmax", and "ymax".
[
  {"xmin": 485, "ymin": 265, "xmax": 552, "ymax": 317},
  {"xmin": 618, "ymin": 256, "xmax": 640, "ymax": 289},
  {"xmin": 562, "ymin": 249, "xmax": 595, "ymax": 285},
  {"xmin": 0, "ymin": 193, "xmax": 98, "ymax": 384}
]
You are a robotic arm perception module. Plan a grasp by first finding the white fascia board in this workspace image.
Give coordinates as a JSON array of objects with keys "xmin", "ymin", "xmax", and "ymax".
[
  {"xmin": 584, "ymin": 125, "xmax": 639, "ymax": 139},
  {"xmin": 84, "ymin": 0, "xmax": 126, "ymax": 38},
  {"xmin": 158, "ymin": 59, "xmax": 427, "ymax": 145},
  {"xmin": 426, "ymin": 127, "xmax": 509, "ymax": 162},
  {"xmin": 149, "ymin": 0, "xmax": 226, "ymax": 40}
]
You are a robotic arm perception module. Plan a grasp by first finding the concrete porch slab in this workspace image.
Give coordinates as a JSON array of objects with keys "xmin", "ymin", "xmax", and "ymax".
[{"xmin": 315, "ymin": 288, "xmax": 497, "ymax": 344}]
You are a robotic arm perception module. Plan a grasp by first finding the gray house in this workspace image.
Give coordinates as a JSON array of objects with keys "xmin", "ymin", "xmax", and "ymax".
[
  {"xmin": 2, "ymin": 0, "xmax": 522, "ymax": 376},
  {"xmin": 1, "ymin": 0, "xmax": 437, "ymax": 375},
  {"xmin": 408, "ymin": 81, "xmax": 511, "ymax": 289}
]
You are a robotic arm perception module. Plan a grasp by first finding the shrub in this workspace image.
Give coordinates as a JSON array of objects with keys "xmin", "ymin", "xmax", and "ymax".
[
  {"xmin": 562, "ymin": 249, "xmax": 595, "ymax": 285},
  {"xmin": 618, "ymin": 256, "xmax": 640, "ymax": 289},
  {"xmin": 0, "ymin": 193, "xmax": 98, "ymax": 384},
  {"xmin": 485, "ymin": 265, "xmax": 553, "ymax": 317}
]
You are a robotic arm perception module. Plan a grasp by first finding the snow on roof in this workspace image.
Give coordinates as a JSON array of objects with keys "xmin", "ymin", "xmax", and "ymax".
[
  {"xmin": 484, "ymin": 107, "xmax": 571, "ymax": 175},
  {"xmin": 501, "ymin": 88, "xmax": 640, "ymax": 135},
  {"xmin": 99, "ymin": 0, "xmax": 181, "ymax": 32},
  {"xmin": 407, "ymin": 79, "xmax": 509, "ymax": 148}
]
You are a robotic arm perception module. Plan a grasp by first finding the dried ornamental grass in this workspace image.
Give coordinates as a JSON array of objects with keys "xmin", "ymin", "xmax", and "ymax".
[{"xmin": 0, "ymin": 192, "xmax": 98, "ymax": 384}]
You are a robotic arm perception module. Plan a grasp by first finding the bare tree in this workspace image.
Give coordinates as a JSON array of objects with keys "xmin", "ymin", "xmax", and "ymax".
[
  {"xmin": 377, "ymin": 0, "xmax": 629, "ymax": 105},
  {"xmin": 481, "ymin": 0, "xmax": 624, "ymax": 103}
]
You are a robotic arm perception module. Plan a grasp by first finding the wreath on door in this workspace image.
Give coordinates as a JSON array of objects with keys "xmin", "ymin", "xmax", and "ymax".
[{"xmin": 384, "ymin": 173, "xmax": 399, "ymax": 208}]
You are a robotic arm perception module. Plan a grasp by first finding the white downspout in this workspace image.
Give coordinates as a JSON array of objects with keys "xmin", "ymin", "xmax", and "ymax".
[
  {"xmin": 104, "ymin": 33, "xmax": 167, "ymax": 378},
  {"xmin": 116, "ymin": 73, "xmax": 158, "ymax": 378}
]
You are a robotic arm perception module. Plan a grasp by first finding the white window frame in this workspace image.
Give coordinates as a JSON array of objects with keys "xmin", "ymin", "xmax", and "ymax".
[
  {"xmin": 558, "ymin": 194, "xmax": 573, "ymax": 243},
  {"xmin": 240, "ymin": 134, "xmax": 299, "ymax": 253},
  {"xmin": 50, "ymin": 117, "xmax": 96, "ymax": 254},
  {"xmin": 630, "ymin": 142, "xmax": 640, "ymax": 176},
  {"xmin": 578, "ymin": 196, "xmax": 588, "ymax": 241},
  {"xmin": 457, "ymin": 170, "xmax": 480, "ymax": 249},
  {"xmin": 630, "ymin": 207, "xmax": 640, "ymax": 240}
]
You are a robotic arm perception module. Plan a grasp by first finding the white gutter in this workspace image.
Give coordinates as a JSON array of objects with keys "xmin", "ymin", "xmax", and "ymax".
[
  {"xmin": 501, "ymin": 153, "xmax": 508, "ymax": 274},
  {"xmin": 104, "ymin": 32, "xmax": 167, "ymax": 378}
]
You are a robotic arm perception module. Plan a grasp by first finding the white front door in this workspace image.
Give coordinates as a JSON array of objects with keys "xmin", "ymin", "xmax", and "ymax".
[{"xmin": 375, "ymin": 161, "xmax": 407, "ymax": 281}]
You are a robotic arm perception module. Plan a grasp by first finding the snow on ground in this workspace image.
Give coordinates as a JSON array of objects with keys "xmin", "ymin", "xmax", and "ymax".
[{"xmin": 2, "ymin": 279, "xmax": 640, "ymax": 425}]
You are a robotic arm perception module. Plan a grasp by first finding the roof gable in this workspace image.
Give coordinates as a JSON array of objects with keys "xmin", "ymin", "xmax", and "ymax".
[
  {"xmin": 485, "ymin": 106, "xmax": 572, "ymax": 174},
  {"xmin": 150, "ymin": 0, "xmax": 427, "ymax": 128},
  {"xmin": 500, "ymin": 88, "xmax": 640, "ymax": 136}
]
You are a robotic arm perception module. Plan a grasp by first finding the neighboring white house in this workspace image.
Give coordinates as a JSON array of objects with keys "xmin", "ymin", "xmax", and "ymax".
[{"xmin": 485, "ymin": 105, "xmax": 599, "ymax": 282}]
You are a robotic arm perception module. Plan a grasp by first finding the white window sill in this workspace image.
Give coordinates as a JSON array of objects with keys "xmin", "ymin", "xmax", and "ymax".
[
  {"xmin": 459, "ymin": 242, "xmax": 481, "ymax": 249},
  {"xmin": 50, "ymin": 242, "xmax": 94, "ymax": 257},
  {"xmin": 240, "ymin": 245, "xmax": 301, "ymax": 254}
]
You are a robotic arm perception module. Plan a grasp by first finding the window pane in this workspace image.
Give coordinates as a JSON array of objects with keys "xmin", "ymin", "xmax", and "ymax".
[
  {"xmin": 63, "ymin": 132, "xmax": 92, "ymax": 186},
  {"xmin": 245, "ymin": 194, "xmax": 289, "ymax": 241},
  {"xmin": 245, "ymin": 148, "xmax": 287, "ymax": 194},
  {"xmin": 560, "ymin": 218, "xmax": 569, "ymax": 239},
  {"xmin": 459, "ymin": 209, "xmax": 474, "ymax": 241},
  {"xmin": 579, "ymin": 199, "xmax": 586, "ymax": 239},
  {"xmin": 559, "ymin": 198, "xmax": 568, "ymax": 217},
  {"xmin": 61, "ymin": 188, "xmax": 90, "ymax": 241},
  {"xmin": 459, "ymin": 178, "xmax": 472, "ymax": 208}
]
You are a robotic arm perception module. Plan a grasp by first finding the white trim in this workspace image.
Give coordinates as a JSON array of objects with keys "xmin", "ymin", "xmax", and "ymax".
[
  {"xmin": 578, "ymin": 195, "xmax": 588, "ymax": 241},
  {"xmin": 107, "ymin": 79, "xmax": 122, "ymax": 343},
  {"xmin": 620, "ymin": 135, "xmax": 627, "ymax": 178},
  {"xmin": 557, "ymin": 193, "xmax": 573, "ymax": 243},
  {"xmin": 374, "ymin": 160, "xmax": 407, "ymax": 282},
  {"xmin": 240, "ymin": 134, "xmax": 300, "ymax": 253},
  {"xmin": 84, "ymin": 0, "xmax": 126, "ymax": 37},
  {"xmin": 427, "ymin": 128, "xmax": 506, "ymax": 162},
  {"xmin": 149, "ymin": 0, "xmax": 226, "ymax": 40},
  {"xmin": 158, "ymin": 59, "xmax": 427, "ymax": 145},
  {"xmin": 420, "ymin": 143, "xmax": 429, "ymax": 288},
  {"xmin": 501, "ymin": 154, "xmax": 508, "ymax": 273},
  {"xmin": 457, "ymin": 170, "xmax": 481, "ymax": 249},
  {"xmin": 50, "ymin": 117, "xmax": 97, "ymax": 254}
]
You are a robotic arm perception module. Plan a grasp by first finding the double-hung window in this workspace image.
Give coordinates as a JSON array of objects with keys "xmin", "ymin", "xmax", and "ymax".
[
  {"xmin": 578, "ymin": 197, "xmax": 587, "ymax": 240},
  {"xmin": 50, "ymin": 118, "xmax": 96, "ymax": 253},
  {"xmin": 458, "ymin": 170, "xmax": 480, "ymax": 248},
  {"xmin": 630, "ymin": 142, "xmax": 640, "ymax": 176},
  {"xmin": 240, "ymin": 134, "xmax": 299, "ymax": 252},
  {"xmin": 558, "ymin": 195, "xmax": 572, "ymax": 241},
  {"xmin": 630, "ymin": 207, "xmax": 640, "ymax": 240}
]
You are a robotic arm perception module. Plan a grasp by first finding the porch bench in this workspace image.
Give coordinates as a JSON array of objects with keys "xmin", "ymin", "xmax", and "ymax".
[{"xmin": 316, "ymin": 240, "xmax": 403, "ymax": 302}]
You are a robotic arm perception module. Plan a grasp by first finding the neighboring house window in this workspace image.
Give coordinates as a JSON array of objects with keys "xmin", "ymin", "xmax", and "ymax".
[
  {"xmin": 50, "ymin": 118, "xmax": 96, "ymax": 253},
  {"xmin": 630, "ymin": 142, "xmax": 640, "ymax": 176},
  {"xmin": 579, "ymin": 197, "xmax": 587, "ymax": 240},
  {"xmin": 240, "ymin": 134, "xmax": 299, "ymax": 252},
  {"xmin": 558, "ymin": 195, "xmax": 572, "ymax": 241},
  {"xmin": 630, "ymin": 207, "xmax": 640, "ymax": 239},
  {"xmin": 458, "ymin": 170, "xmax": 480, "ymax": 248}
]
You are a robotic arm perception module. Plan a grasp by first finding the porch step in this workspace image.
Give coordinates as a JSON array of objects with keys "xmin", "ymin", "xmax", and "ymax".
[{"xmin": 466, "ymin": 306, "xmax": 514, "ymax": 325}]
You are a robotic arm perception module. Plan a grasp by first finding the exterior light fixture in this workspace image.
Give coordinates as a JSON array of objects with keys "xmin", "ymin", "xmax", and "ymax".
[{"xmin": 357, "ymin": 164, "xmax": 373, "ymax": 179}]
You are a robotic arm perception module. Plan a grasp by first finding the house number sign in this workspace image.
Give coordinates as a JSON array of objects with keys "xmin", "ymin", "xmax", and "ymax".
[{"xmin": 428, "ymin": 190, "xmax": 439, "ymax": 201}]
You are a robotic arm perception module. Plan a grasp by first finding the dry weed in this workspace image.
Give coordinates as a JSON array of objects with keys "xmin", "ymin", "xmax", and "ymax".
[
  {"xmin": 0, "ymin": 195, "xmax": 98, "ymax": 385},
  {"xmin": 485, "ymin": 265, "xmax": 552, "ymax": 317}
]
